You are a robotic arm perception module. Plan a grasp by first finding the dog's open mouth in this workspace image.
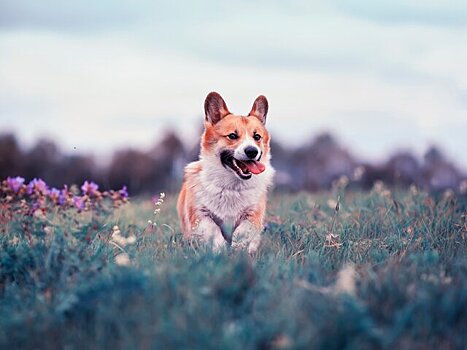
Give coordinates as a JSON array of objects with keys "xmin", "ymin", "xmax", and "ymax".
[{"xmin": 221, "ymin": 151, "xmax": 266, "ymax": 180}]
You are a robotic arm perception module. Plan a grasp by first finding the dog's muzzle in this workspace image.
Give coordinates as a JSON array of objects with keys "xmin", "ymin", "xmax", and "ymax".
[{"xmin": 220, "ymin": 150, "xmax": 265, "ymax": 180}]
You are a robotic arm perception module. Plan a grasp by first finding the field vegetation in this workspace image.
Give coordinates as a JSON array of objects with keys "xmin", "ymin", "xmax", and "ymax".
[{"xmin": 0, "ymin": 177, "xmax": 466, "ymax": 349}]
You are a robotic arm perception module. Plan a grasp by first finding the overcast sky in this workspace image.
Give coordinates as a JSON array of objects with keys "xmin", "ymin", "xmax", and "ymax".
[{"xmin": 1, "ymin": 1, "xmax": 466, "ymax": 168}]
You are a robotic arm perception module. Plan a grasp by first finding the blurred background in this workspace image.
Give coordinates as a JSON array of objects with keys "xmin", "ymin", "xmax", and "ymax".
[{"xmin": 1, "ymin": 1, "xmax": 466, "ymax": 194}]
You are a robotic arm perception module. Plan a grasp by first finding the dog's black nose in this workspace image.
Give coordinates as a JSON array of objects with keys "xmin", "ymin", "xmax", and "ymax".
[{"xmin": 244, "ymin": 146, "xmax": 258, "ymax": 159}]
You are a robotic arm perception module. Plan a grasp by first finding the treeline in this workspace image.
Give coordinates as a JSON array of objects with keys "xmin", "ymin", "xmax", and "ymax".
[{"xmin": 0, "ymin": 132, "xmax": 465, "ymax": 195}]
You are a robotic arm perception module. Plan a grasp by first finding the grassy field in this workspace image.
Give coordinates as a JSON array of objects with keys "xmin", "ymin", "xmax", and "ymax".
[{"xmin": 1, "ymin": 185, "xmax": 466, "ymax": 349}]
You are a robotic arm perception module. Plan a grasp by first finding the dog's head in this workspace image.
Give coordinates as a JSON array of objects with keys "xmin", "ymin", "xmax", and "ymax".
[{"xmin": 200, "ymin": 92, "xmax": 271, "ymax": 180}]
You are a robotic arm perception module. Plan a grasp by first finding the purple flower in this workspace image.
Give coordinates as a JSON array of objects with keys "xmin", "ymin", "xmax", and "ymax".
[
  {"xmin": 81, "ymin": 181, "xmax": 99, "ymax": 196},
  {"xmin": 27, "ymin": 178, "xmax": 49, "ymax": 196},
  {"xmin": 58, "ymin": 185, "xmax": 69, "ymax": 205},
  {"xmin": 73, "ymin": 196, "xmax": 85, "ymax": 210},
  {"xmin": 7, "ymin": 176, "xmax": 25, "ymax": 193},
  {"xmin": 119, "ymin": 185, "xmax": 129, "ymax": 198},
  {"xmin": 49, "ymin": 187, "xmax": 60, "ymax": 201}
]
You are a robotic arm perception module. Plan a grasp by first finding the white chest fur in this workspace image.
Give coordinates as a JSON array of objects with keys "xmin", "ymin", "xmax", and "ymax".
[{"xmin": 194, "ymin": 156, "xmax": 274, "ymax": 225}]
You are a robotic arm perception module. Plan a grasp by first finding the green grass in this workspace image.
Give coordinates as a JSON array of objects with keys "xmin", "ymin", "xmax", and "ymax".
[{"xmin": 1, "ymin": 188, "xmax": 466, "ymax": 349}]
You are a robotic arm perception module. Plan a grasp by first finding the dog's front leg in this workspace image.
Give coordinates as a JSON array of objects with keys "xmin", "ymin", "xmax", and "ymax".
[
  {"xmin": 232, "ymin": 205, "xmax": 265, "ymax": 255},
  {"xmin": 192, "ymin": 215, "xmax": 227, "ymax": 252}
]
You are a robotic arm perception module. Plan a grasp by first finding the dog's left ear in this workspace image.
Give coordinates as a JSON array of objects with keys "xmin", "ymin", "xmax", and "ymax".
[{"xmin": 248, "ymin": 95, "xmax": 268, "ymax": 124}]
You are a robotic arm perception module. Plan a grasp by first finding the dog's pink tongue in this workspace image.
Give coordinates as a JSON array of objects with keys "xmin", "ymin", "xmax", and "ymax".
[{"xmin": 245, "ymin": 161, "xmax": 266, "ymax": 175}]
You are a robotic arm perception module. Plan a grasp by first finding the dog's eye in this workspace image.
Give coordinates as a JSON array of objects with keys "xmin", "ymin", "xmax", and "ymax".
[
  {"xmin": 227, "ymin": 133, "xmax": 238, "ymax": 140},
  {"xmin": 253, "ymin": 133, "xmax": 262, "ymax": 141}
]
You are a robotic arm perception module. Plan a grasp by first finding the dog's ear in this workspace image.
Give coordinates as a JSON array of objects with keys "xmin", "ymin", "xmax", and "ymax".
[
  {"xmin": 248, "ymin": 95, "xmax": 268, "ymax": 124},
  {"xmin": 204, "ymin": 92, "xmax": 230, "ymax": 124}
]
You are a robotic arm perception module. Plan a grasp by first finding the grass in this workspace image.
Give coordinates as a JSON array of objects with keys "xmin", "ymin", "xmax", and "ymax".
[{"xmin": 0, "ymin": 186, "xmax": 466, "ymax": 349}]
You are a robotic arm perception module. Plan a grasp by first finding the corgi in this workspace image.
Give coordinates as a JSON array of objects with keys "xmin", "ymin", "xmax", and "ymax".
[{"xmin": 177, "ymin": 92, "xmax": 275, "ymax": 253}]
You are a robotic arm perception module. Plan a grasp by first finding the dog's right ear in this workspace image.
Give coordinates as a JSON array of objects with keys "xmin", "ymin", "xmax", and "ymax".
[{"xmin": 204, "ymin": 92, "xmax": 230, "ymax": 124}]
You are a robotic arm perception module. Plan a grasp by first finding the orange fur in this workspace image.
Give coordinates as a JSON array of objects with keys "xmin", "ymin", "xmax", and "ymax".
[{"xmin": 177, "ymin": 162, "xmax": 202, "ymax": 236}]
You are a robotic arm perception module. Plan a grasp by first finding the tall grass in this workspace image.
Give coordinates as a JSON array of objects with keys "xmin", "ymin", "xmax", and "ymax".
[{"xmin": 0, "ymin": 184, "xmax": 465, "ymax": 349}]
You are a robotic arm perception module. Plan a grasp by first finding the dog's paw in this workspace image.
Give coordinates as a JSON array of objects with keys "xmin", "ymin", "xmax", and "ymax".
[
  {"xmin": 231, "ymin": 240, "xmax": 247, "ymax": 251},
  {"xmin": 231, "ymin": 235, "xmax": 261, "ymax": 255},
  {"xmin": 193, "ymin": 233, "xmax": 227, "ymax": 253},
  {"xmin": 232, "ymin": 221, "xmax": 262, "ymax": 255},
  {"xmin": 211, "ymin": 235, "xmax": 228, "ymax": 253},
  {"xmin": 246, "ymin": 237, "xmax": 261, "ymax": 255}
]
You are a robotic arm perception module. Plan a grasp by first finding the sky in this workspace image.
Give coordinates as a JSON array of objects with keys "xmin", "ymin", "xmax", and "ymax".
[{"xmin": 1, "ymin": 0, "xmax": 466, "ymax": 168}]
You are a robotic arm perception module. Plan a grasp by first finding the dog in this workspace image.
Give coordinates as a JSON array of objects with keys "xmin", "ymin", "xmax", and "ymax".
[{"xmin": 177, "ymin": 92, "xmax": 275, "ymax": 253}]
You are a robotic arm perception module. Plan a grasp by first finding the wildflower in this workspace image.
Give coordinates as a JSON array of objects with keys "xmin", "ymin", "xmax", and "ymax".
[
  {"xmin": 153, "ymin": 192, "xmax": 165, "ymax": 206},
  {"xmin": 115, "ymin": 253, "xmax": 131, "ymax": 266},
  {"xmin": 352, "ymin": 166, "xmax": 365, "ymax": 181},
  {"xmin": 49, "ymin": 187, "xmax": 60, "ymax": 202},
  {"xmin": 33, "ymin": 208, "xmax": 46, "ymax": 219},
  {"xmin": 112, "ymin": 225, "xmax": 121, "ymax": 235},
  {"xmin": 9, "ymin": 236, "xmax": 20, "ymax": 245},
  {"xmin": 119, "ymin": 185, "xmax": 129, "ymax": 198},
  {"xmin": 7, "ymin": 176, "xmax": 24, "ymax": 193},
  {"xmin": 73, "ymin": 196, "xmax": 85, "ymax": 211},
  {"xmin": 81, "ymin": 180, "xmax": 99, "ymax": 196},
  {"xmin": 27, "ymin": 178, "xmax": 49, "ymax": 196},
  {"xmin": 58, "ymin": 185, "xmax": 69, "ymax": 205},
  {"xmin": 325, "ymin": 233, "xmax": 342, "ymax": 248},
  {"xmin": 336, "ymin": 175, "xmax": 349, "ymax": 189},
  {"xmin": 111, "ymin": 225, "xmax": 136, "ymax": 247},
  {"xmin": 442, "ymin": 189, "xmax": 455, "ymax": 201},
  {"xmin": 112, "ymin": 234, "xmax": 127, "ymax": 247},
  {"xmin": 148, "ymin": 192, "xmax": 165, "ymax": 227}
]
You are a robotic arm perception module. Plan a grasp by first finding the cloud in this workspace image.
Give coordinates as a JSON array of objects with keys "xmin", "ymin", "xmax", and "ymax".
[
  {"xmin": 335, "ymin": 0, "xmax": 467, "ymax": 27},
  {"xmin": 0, "ymin": 0, "xmax": 139, "ymax": 32},
  {"xmin": 0, "ymin": 0, "xmax": 259, "ymax": 32},
  {"xmin": 0, "ymin": 1, "xmax": 466, "ymax": 168},
  {"xmin": 3, "ymin": 1, "xmax": 467, "ymax": 33}
]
